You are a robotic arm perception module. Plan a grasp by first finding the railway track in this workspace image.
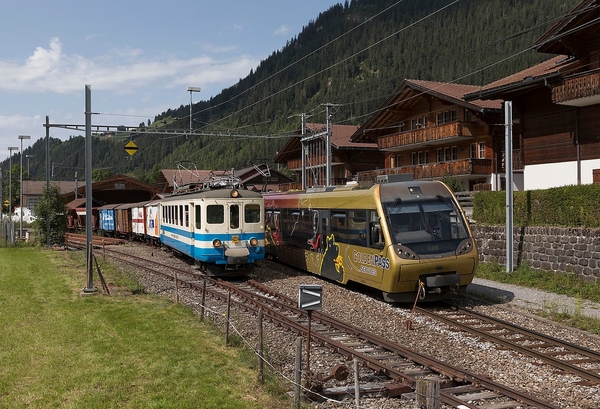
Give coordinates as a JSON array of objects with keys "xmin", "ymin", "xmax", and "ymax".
[
  {"xmin": 95, "ymin": 245, "xmax": 560, "ymax": 408},
  {"xmin": 416, "ymin": 305, "xmax": 600, "ymax": 386},
  {"xmin": 65, "ymin": 233, "xmax": 126, "ymax": 247}
]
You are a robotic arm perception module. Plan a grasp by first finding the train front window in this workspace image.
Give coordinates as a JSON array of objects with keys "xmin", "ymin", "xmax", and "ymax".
[
  {"xmin": 385, "ymin": 199, "xmax": 468, "ymax": 246},
  {"xmin": 207, "ymin": 205, "xmax": 224, "ymax": 224},
  {"xmin": 244, "ymin": 204, "xmax": 261, "ymax": 223},
  {"xmin": 230, "ymin": 205, "xmax": 240, "ymax": 229}
]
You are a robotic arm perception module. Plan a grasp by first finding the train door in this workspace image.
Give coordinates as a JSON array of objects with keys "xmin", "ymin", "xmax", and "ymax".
[
  {"xmin": 227, "ymin": 203, "xmax": 242, "ymax": 245},
  {"xmin": 317, "ymin": 210, "xmax": 343, "ymax": 282}
]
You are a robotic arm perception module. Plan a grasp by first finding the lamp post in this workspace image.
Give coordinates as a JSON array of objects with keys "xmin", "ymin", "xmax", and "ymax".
[
  {"xmin": 18, "ymin": 135, "xmax": 31, "ymax": 239},
  {"xmin": 7, "ymin": 146, "xmax": 18, "ymax": 219},
  {"xmin": 26, "ymin": 154, "xmax": 33, "ymax": 175},
  {"xmin": 187, "ymin": 86, "xmax": 201, "ymax": 133}
]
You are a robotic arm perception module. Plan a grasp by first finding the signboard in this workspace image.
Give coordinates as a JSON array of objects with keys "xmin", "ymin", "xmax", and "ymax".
[
  {"xmin": 298, "ymin": 284, "xmax": 322, "ymax": 310},
  {"xmin": 125, "ymin": 140, "xmax": 138, "ymax": 156}
]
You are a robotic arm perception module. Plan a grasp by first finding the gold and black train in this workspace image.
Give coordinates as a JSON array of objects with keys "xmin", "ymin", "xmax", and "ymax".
[{"xmin": 263, "ymin": 181, "xmax": 477, "ymax": 302}]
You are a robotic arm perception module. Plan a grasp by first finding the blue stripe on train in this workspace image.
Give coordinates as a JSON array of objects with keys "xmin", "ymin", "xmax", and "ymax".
[{"xmin": 160, "ymin": 225, "xmax": 264, "ymax": 264}]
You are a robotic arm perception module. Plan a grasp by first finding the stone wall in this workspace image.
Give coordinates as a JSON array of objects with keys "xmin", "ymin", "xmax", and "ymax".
[{"xmin": 472, "ymin": 225, "xmax": 600, "ymax": 283}]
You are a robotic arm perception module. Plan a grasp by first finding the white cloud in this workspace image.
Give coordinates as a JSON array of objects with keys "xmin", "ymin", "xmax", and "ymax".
[
  {"xmin": 274, "ymin": 25, "xmax": 291, "ymax": 36},
  {"xmin": 0, "ymin": 37, "xmax": 260, "ymax": 95}
]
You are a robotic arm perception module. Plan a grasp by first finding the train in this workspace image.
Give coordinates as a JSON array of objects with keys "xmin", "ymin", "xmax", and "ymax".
[
  {"xmin": 262, "ymin": 180, "xmax": 478, "ymax": 302},
  {"xmin": 93, "ymin": 178, "xmax": 265, "ymax": 277}
]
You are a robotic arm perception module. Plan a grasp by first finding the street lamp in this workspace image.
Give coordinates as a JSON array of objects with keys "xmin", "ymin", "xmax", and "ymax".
[
  {"xmin": 187, "ymin": 86, "xmax": 201, "ymax": 133},
  {"xmin": 7, "ymin": 146, "xmax": 18, "ymax": 219},
  {"xmin": 18, "ymin": 135, "xmax": 31, "ymax": 239},
  {"xmin": 26, "ymin": 154, "xmax": 33, "ymax": 175}
]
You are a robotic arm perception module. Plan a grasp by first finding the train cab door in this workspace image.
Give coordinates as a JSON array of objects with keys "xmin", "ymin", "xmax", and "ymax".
[{"xmin": 317, "ymin": 210, "xmax": 343, "ymax": 282}]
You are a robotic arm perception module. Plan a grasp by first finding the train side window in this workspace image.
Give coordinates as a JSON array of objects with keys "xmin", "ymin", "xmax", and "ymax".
[
  {"xmin": 244, "ymin": 204, "xmax": 261, "ymax": 223},
  {"xmin": 185, "ymin": 205, "xmax": 189, "ymax": 227},
  {"xmin": 368, "ymin": 211, "xmax": 384, "ymax": 249},
  {"xmin": 230, "ymin": 205, "xmax": 240, "ymax": 229},
  {"xmin": 195, "ymin": 205, "xmax": 201, "ymax": 229},
  {"xmin": 207, "ymin": 205, "xmax": 224, "ymax": 224},
  {"xmin": 179, "ymin": 205, "xmax": 184, "ymax": 226}
]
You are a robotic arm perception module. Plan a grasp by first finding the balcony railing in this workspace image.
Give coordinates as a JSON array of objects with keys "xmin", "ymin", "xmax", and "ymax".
[
  {"xmin": 377, "ymin": 121, "xmax": 479, "ymax": 151},
  {"xmin": 552, "ymin": 70, "xmax": 600, "ymax": 106},
  {"xmin": 356, "ymin": 158, "xmax": 492, "ymax": 184}
]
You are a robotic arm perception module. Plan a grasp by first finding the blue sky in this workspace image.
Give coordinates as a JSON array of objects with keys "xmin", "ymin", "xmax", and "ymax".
[{"xmin": 0, "ymin": 1, "xmax": 342, "ymax": 161}]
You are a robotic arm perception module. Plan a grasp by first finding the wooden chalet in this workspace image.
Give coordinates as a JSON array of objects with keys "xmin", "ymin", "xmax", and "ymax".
[
  {"xmin": 351, "ymin": 80, "xmax": 503, "ymax": 191},
  {"xmin": 273, "ymin": 123, "xmax": 384, "ymax": 190},
  {"xmin": 465, "ymin": 0, "xmax": 600, "ymax": 190}
]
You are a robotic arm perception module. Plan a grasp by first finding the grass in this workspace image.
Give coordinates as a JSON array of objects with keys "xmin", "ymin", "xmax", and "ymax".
[
  {"xmin": 0, "ymin": 247, "xmax": 294, "ymax": 409},
  {"xmin": 476, "ymin": 261, "xmax": 600, "ymax": 334}
]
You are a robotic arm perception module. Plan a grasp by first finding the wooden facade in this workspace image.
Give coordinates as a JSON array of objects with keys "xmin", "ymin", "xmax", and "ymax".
[
  {"xmin": 351, "ymin": 80, "xmax": 503, "ymax": 191},
  {"xmin": 273, "ymin": 124, "xmax": 384, "ymax": 190},
  {"xmin": 465, "ymin": 0, "xmax": 600, "ymax": 190}
]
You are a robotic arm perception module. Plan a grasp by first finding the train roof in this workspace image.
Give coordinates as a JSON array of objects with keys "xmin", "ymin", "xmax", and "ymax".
[
  {"xmin": 161, "ymin": 187, "xmax": 263, "ymax": 202},
  {"xmin": 263, "ymin": 181, "xmax": 454, "ymax": 207}
]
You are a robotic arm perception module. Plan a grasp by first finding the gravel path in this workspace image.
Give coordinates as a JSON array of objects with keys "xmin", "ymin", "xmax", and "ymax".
[{"xmin": 468, "ymin": 278, "xmax": 600, "ymax": 320}]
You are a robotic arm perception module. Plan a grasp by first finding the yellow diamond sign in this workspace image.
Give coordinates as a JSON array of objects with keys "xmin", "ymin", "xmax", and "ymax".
[{"xmin": 125, "ymin": 140, "xmax": 138, "ymax": 156}]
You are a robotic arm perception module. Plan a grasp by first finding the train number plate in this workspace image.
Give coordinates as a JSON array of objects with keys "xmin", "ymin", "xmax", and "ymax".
[{"xmin": 232, "ymin": 235, "xmax": 240, "ymax": 242}]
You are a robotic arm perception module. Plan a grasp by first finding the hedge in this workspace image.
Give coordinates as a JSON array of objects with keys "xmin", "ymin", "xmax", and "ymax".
[{"xmin": 471, "ymin": 184, "xmax": 600, "ymax": 228}]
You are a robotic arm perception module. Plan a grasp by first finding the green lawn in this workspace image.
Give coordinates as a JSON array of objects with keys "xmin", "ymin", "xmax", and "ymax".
[{"xmin": 0, "ymin": 247, "xmax": 292, "ymax": 409}]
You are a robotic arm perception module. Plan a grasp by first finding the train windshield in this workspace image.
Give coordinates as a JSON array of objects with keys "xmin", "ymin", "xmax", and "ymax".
[{"xmin": 384, "ymin": 197, "xmax": 469, "ymax": 251}]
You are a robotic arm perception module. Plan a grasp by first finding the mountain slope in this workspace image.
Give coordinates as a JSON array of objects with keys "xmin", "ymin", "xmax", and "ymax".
[{"xmin": 6, "ymin": 0, "xmax": 580, "ymax": 184}]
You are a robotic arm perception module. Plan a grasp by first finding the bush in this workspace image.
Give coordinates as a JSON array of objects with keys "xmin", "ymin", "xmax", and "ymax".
[{"xmin": 472, "ymin": 184, "xmax": 600, "ymax": 228}]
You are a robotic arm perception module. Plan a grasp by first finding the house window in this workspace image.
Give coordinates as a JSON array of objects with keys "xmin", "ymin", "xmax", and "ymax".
[
  {"xmin": 470, "ymin": 143, "xmax": 477, "ymax": 159},
  {"xmin": 437, "ymin": 148, "xmax": 443, "ymax": 162},
  {"xmin": 451, "ymin": 146, "xmax": 457, "ymax": 160},
  {"xmin": 399, "ymin": 122, "xmax": 405, "ymax": 132},
  {"xmin": 416, "ymin": 118, "xmax": 422, "ymax": 129},
  {"xmin": 411, "ymin": 119, "xmax": 416, "ymax": 130},
  {"xmin": 466, "ymin": 110, "xmax": 472, "ymax": 121},
  {"xmin": 418, "ymin": 151, "xmax": 423, "ymax": 164},
  {"xmin": 451, "ymin": 109, "xmax": 457, "ymax": 122},
  {"xmin": 478, "ymin": 142, "xmax": 485, "ymax": 159},
  {"xmin": 423, "ymin": 116, "xmax": 428, "ymax": 128},
  {"xmin": 436, "ymin": 113, "xmax": 442, "ymax": 125},
  {"xmin": 396, "ymin": 154, "xmax": 401, "ymax": 167},
  {"xmin": 411, "ymin": 152, "xmax": 417, "ymax": 165},
  {"xmin": 444, "ymin": 147, "xmax": 451, "ymax": 161},
  {"xmin": 443, "ymin": 111, "xmax": 449, "ymax": 123},
  {"xmin": 424, "ymin": 151, "xmax": 429, "ymax": 164}
]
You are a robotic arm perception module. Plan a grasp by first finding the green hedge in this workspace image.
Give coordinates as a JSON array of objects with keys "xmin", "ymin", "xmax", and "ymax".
[{"xmin": 472, "ymin": 184, "xmax": 600, "ymax": 228}]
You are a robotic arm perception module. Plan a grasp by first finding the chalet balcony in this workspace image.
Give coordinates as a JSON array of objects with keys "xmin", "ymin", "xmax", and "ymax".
[
  {"xmin": 552, "ymin": 70, "xmax": 600, "ymax": 107},
  {"xmin": 356, "ymin": 158, "xmax": 492, "ymax": 184},
  {"xmin": 377, "ymin": 121, "xmax": 480, "ymax": 152}
]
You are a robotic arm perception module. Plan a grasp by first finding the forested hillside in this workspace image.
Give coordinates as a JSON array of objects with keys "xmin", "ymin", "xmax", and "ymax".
[{"xmin": 10, "ymin": 0, "xmax": 580, "ymax": 184}]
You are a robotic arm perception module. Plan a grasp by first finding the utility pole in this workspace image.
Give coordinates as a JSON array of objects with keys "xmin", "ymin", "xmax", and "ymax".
[
  {"xmin": 323, "ymin": 104, "xmax": 342, "ymax": 187},
  {"xmin": 301, "ymin": 113, "xmax": 307, "ymax": 190},
  {"xmin": 505, "ymin": 101, "xmax": 514, "ymax": 272},
  {"xmin": 82, "ymin": 85, "xmax": 97, "ymax": 294}
]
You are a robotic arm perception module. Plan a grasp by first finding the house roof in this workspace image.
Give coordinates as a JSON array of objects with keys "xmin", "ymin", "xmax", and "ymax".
[
  {"xmin": 61, "ymin": 174, "xmax": 160, "ymax": 204},
  {"xmin": 22, "ymin": 180, "xmax": 77, "ymax": 196},
  {"xmin": 351, "ymin": 79, "xmax": 502, "ymax": 143},
  {"xmin": 465, "ymin": 0, "xmax": 600, "ymax": 101},
  {"xmin": 534, "ymin": 0, "xmax": 600, "ymax": 57},
  {"xmin": 273, "ymin": 123, "xmax": 377, "ymax": 162},
  {"xmin": 463, "ymin": 55, "xmax": 580, "ymax": 101}
]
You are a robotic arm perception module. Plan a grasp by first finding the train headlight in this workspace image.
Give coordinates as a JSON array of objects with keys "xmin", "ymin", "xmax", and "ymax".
[
  {"xmin": 249, "ymin": 237, "xmax": 258, "ymax": 247},
  {"xmin": 230, "ymin": 189, "xmax": 240, "ymax": 198},
  {"xmin": 212, "ymin": 239, "xmax": 222, "ymax": 248}
]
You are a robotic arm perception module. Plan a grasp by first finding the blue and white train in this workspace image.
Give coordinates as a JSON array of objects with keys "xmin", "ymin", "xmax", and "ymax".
[{"xmin": 98, "ymin": 184, "xmax": 265, "ymax": 277}]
